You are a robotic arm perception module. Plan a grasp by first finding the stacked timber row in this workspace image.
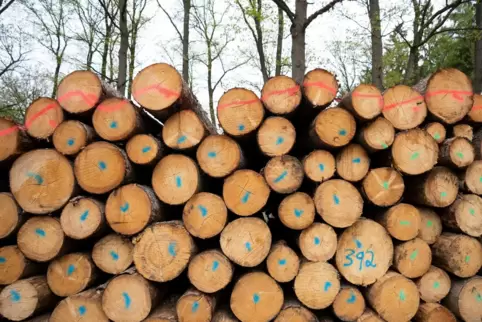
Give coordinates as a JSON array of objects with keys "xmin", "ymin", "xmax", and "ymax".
[{"xmin": 0, "ymin": 63, "xmax": 481, "ymax": 322}]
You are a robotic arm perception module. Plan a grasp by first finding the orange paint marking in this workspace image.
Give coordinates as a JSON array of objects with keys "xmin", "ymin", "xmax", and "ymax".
[
  {"xmin": 383, "ymin": 96, "xmax": 424, "ymax": 111},
  {"xmin": 133, "ymin": 84, "xmax": 180, "ymax": 99},
  {"xmin": 57, "ymin": 91, "xmax": 98, "ymax": 106},
  {"xmin": 352, "ymin": 92, "xmax": 383, "ymax": 107},
  {"xmin": 24, "ymin": 103, "xmax": 58, "ymax": 129},
  {"xmin": 471, "ymin": 105, "xmax": 482, "ymax": 111},
  {"xmin": 97, "ymin": 100, "xmax": 129, "ymax": 112},
  {"xmin": 303, "ymin": 81, "xmax": 337, "ymax": 95},
  {"xmin": 0, "ymin": 125, "xmax": 20, "ymax": 137},
  {"xmin": 425, "ymin": 90, "xmax": 472, "ymax": 102},
  {"xmin": 217, "ymin": 99, "xmax": 259, "ymax": 111},
  {"xmin": 261, "ymin": 85, "xmax": 300, "ymax": 101}
]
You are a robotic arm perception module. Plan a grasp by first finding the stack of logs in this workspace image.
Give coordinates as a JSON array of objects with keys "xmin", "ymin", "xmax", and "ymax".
[{"xmin": 0, "ymin": 63, "xmax": 481, "ymax": 322}]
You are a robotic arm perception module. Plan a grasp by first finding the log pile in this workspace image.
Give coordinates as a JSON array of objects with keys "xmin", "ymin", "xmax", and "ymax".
[{"xmin": 0, "ymin": 63, "xmax": 481, "ymax": 322}]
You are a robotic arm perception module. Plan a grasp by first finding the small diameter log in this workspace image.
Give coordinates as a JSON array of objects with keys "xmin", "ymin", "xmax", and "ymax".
[
  {"xmin": 0, "ymin": 117, "xmax": 32, "ymax": 163},
  {"xmin": 414, "ymin": 303, "xmax": 456, "ymax": 322},
  {"xmin": 298, "ymin": 223, "xmax": 337, "ymax": 262},
  {"xmin": 332, "ymin": 286, "xmax": 366, "ymax": 322},
  {"xmin": 133, "ymin": 220, "xmax": 196, "ymax": 282},
  {"xmin": 335, "ymin": 144, "xmax": 370, "ymax": 182},
  {"xmin": 416, "ymin": 266, "xmax": 451, "ymax": 303},
  {"xmin": 217, "ymin": 88, "xmax": 264, "ymax": 137},
  {"xmin": 467, "ymin": 93, "xmax": 482, "ymax": 122},
  {"xmin": 443, "ymin": 276, "xmax": 482, "ymax": 321},
  {"xmin": 294, "ymin": 261, "xmax": 340, "ymax": 310},
  {"xmin": 152, "ymin": 154, "xmax": 200, "ymax": 205},
  {"xmin": 438, "ymin": 137, "xmax": 474, "ymax": 168},
  {"xmin": 257, "ymin": 117, "xmax": 296, "ymax": 157},
  {"xmin": 261, "ymin": 75, "xmax": 301, "ymax": 115},
  {"xmin": 102, "ymin": 271, "xmax": 160, "ymax": 322},
  {"xmin": 17, "ymin": 217, "xmax": 67, "ymax": 262},
  {"xmin": 278, "ymin": 192, "xmax": 315, "ymax": 230},
  {"xmin": 230, "ymin": 272, "xmax": 283, "ymax": 321},
  {"xmin": 223, "ymin": 169, "xmax": 270, "ymax": 216},
  {"xmin": 53, "ymin": 120, "xmax": 95, "ymax": 156},
  {"xmin": 424, "ymin": 68, "xmax": 473, "ymax": 124},
  {"xmin": 60, "ymin": 196, "xmax": 106, "ymax": 240},
  {"xmin": 57, "ymin": 70, "xmax": 104, "ymax": 114},
  {"xmin": 424, "ymin": 122, "xmax": 446, "ymax": 143},
  {"xmin": 264, "ymin": 155, "xmax": 304, "ymax": 194},
  {"xmin": 460, "ymin": 160, "xmax": 482, "ymax": 194},
  {"xmin": 314, "ymin": 179, "xmax": 363, "ymax": 228},
  {"xmin": 106, "ymin": 184, "xmax": 162, "ymax": 236},
  {"xmin": 75, "ymin": 142, "xmax": 134, "ymax": 194},
  {"xmin": 24, "ymin": 97, "xmax": 64, "ymax": 139},
  {"xmin": 176, "ymin": 288, "xmax": 216, "ymax": 322},
  {"xmin": 188, "ymin": 249, "xmax": 233, "ymax": 293},
  {"xmin": 0, "ymin": 246, "xmax": 41, "ymax": 285},
  {"xmin": 393, "ymin": 238, "xmax": 432, "ymax": 278},
  {"xmin": 377, "ymin": 203, "xmax": 421, "ymax": 241},
  {"xmin": 303, "ymin": 150, "xmax": 335, "ymax": 183},
  {"xmin": 183, "ymin": 192, "xmax": 227, "ymax": 239},
  {"xmin": 302, "ymin": 68, "xmax": 338, "ymax": 107},
  {"xmin": 453, "ymin": 123, "xmax": 473, "ymax": 141},
  {"xmin": 432, "ymin": 233, "xmax": 482, "ymax": 277},
  {"xmin": 162, "ymin": 110, "xmax": 206, "ymax": 150},
  {"xmin": 335, "ymin": 218, "xmax": 394, "ymax": 286},
  {"xmin": 391, "ymin": 128, "xmax": 438, "ymax": 175},
  {"xmin": 220, "ymin": 217, "xmax": 271, "ymax": 267},
  {"xmin": 144, "ymin": 296, "xmax": 179, "ymax": 322},
  {"xmin": 310, "ymin": 107, "xmax": 356, "ymax": 148},
  {"xmin": 126, "ymin": 134, "xmax": 164, "ymax": 166},
  {"xmin": 357, "ymin": 308, "xmax": 384, "ymax": 322},
  {"xmin": 367, "ymin": 271, "xmax": 419, "ymax": 322},
  {"xmin": 274, "ymin": 300, "xmax": 317, "ymax": 322},
  {"xmin": 47, "ymin": 253, "xmax": 97, "ymax": 297},
  {"xmin": 340, "ymin": 84, "xmax": 383, "ymax": 121},
  {"xmin": 416, "ymin": 208, "xmax": 442, "ymax": 244},
  {"xmin": 0, "ymin": 276, "xmax": 57, "ymax": 321},
  {"xmin": 266, "ymin": 241, "xmax": 300, "ymax": 283},
  {"xmin": 406, "ymin": 167, "xmax": 459, "ymax": 208},
  {"xmin": 50, "ymin": 288, "xmax": 108, "ymax": 322},
  {"xmin": 362, "ymin": 167, "xmax": 404, "ymax": 207},
  {"xmin": 10, "ymin": 149, "xmax": 75, "ymax": 214},
  {"xmin": 357, "ymin": 116, "xmax": 394, "ymax": 152},
  {"xmin": 0, "ymin": 192, "xmax": 22, "ymax": 239},
  {"xmin": 197, "ymin": 135, "xmax": 244, "ymax": 178},
  {"xmin": 382, "ymin": 85, "xmax": 426, "ymax": 130},
  {"xmin": 92, "ymin": 233, "xmax": 133, "ymax": 274},
  {"xmin": 441, "ymin": 194, "xmax": 482, "ymax": 237}
]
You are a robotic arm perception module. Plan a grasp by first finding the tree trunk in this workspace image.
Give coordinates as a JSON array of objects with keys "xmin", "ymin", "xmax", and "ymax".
[
  {"xmin": 474, "ymin": 1, "xmax": 482, "ymax": 93},
  {"xmin": 254, "ymin": 0, "xmax": 269, "ymax": 82},
  {"xmin": 128, "ymin": 30, "xmax": 137, "ymax": 98},
  {"xmin": 404, "ymin": 46, "xmax": 418, "ymax": 84},
  {"xmin": 101, "ymin": 16, "xmax": 111, "ymax": 80},
  {"xmin": 291, "ymin": 0, "xmax": 307, "ymax": 83},
  {"xmin": 369, "ymin": 0, "xmax": 383, "ymax": 90},
  {"xmin": 207, "ymin": 43, "xmax": 215, "ymax": 126},
  {"xmin": 118, "ymin": 0, "xmax": 128, "ymax": 95},
  {"xmin": 52, "ymin": 57, "xmax": 61, "ymax": 97},
  {"xmin": 182, "ymin": 0, "xmax": 190, "ymax": 82},
  {"xmin": 276, "ymin": 7, "xmax": 284, "ymax": 76}
]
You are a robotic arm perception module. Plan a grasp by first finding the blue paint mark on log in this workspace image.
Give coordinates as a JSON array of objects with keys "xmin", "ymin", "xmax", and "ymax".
[
  {"xmin": 319, "ymin": 163, "xmax": 324, "ymax": 171},
  {"xmin": 67, "ymin": 264, "xmax": 75, "ymax": 276},
  {"xmin": 10, "ymin": 290, "xmax": 20, "ymax": 302},
  {"xmin": 67, "ymin": 138, "xmax": 75, "ymax": 146},
  {"xmin": 120, "ymin": 203, "xmax": 129, "ymax": 213},
  {"xmin": 399, "ymin": 290, "xmax": 406, "ymax": 301},
  {"xmin": 27, "ymin": 172, "xmax": 43, "ymax": 185},
  {"xmin": 278, "ymin": 259, "xmax": 286, "ymax": 266},
  {"xmin": 78, "ymin": 305, "xmax": 86, "ymax": 316},
  {"xmin": 35, "ymin": 228, "xmax": 46, "ymax": 237},
  {"xmin": 80, "ymin": 210, "xmax": 89, "ymax": 222},
  {"xmin": 122, "ymin": 292, "xmax": 131, "ymax": 309},
  {"xmin": 208, "ymin": 151, "xmax": 216, "ymax": 158},
  {"xmin": 352, "ymin": 158, "xmax": 361, "ymax": 163},
  {"xmin": 347, "ymin": 291, "xmax": 356, "ymax": 303},
  {"xmin": 142, "ymin": 146, "xmax": 151, "ymax": 153},
  {"xmin": 339, "ymin": 129, "xmax": 347, "ymax": 136},
  {"xmin": 98, "ymin": 161, "xmax": 107, "ymax": 170},
  {"xmin": 274, "ymin": 170, "xmax": 288, "ymax": 183},
  {"xmin": 324, "ymin": 281, "xmax": 332, "ymax": 292},
  {"xmin": 212, "ymin": 260, "xmax": 219, "ymax": 271},
  {"xmin": 0, "ymin": 257, "xmax": 5, "ymax": 264},
  {"xmin": 253, "ymin": 293, "xmax": 260, "ymax": 304},
  {"xmin": 110, "ymin": 121, "xmax": 118, "ymax": 129},
  {"xmin": 198, "ymin": 205, "xmax": 208, "ymax": 217},
  {"xmin": 275, "ymin": 137, "xmax": 284, "ymax": 145},
  {"xmin": 314, "ymin": 237, "xmax": 321, "ymax": 245},
  {"xmin": 191, "ymin": 301, "xmax": 199, "ymax": 313},
  {"xmin": 294, "ymin": 209, "xmax": 304, "ymax": 218},
  {"xmin": 168, "ymin": 242, "xmax": 177, "ymax": 257},
  {"xmin": 245, "ymin": 242, "xmax": 252, "ymax": 252},
  {"xmin": 176, "ymin": 176, "xmax": 182, "ymax": 188},
  {"xmin": 333, "ymin": 194, "xmax": 340, "ymax": 205},
  {"xmin": 177, "ymin": 135, "xmax": 187, "ymax": 144},
  {"xmin": 241, "ymin": 191, "xmax": 251, "ymax": 203},
  {"xmin": 110, "ymin": 251, "xmax": 119, "ymax": 261},
  {"xmin": 238, "ymin": 124, "xmax": 245, "ymax": 131},
  {"xmin": 354, "ymin": 239, "xmax": 363, "ymax": 249}
]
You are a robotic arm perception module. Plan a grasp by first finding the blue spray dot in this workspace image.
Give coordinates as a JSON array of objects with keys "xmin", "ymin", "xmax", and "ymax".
[
  {"xmin": 110, "ymin": 251, "xmax": 119, "ymax": 261},
  {"xmin": 110, "ymin": 121, "xmax": 118, "ymax": 129},
  {"xmin": 66, "ymin": 264, "xmax": 75, "ymax": 276},
  {"xmin": 35, "ymin": 228, "xmax": 46, "ymax": 237},
  {"xmin": 10, "ymin": 290, "xmax": 20, "ymax": 302},
  {"xmin": 80, "ymin": 210, "xmax": 89, "ymax": 222},
  {"xmin": 122, "ymin": 292, "xmax": 131, "ymax": 309},
  {"xmin": 175, "ymin": 176, "xmax": 182, "ymax": 188},
  {"xmin": 78, "ymin": 305, "xmax": 86, "ymax": 316},
  {"xmin": 319, "ymin": 163, "xmax": 325, "ymax": 171},
  {"xmin": 275, "ymin": 136, "xmax": 284, "ymax": 145},
  {"xmin": 98, "ymin": 161, "xmax": 107, "ymax": 170},
  {"xmin": 352, "ymin": 158, "xmax": 361, "ymax": 164},
  {"xmin": 294, "ymin": 208, "xmax": 304, "ymax": 218},
  {"xmin": 67, "ymin": 138, "xmax": 75, "ymax": 146},
  {"xmin": 253, "ymin": 293, "xmax": 260, "ymax": 304},
  {"xmin": 347, "ymin": 291, "xmax": 356, "ymax": 303},
  {"xmin": 354, "ymin": 239, "xmax": 363, "ymax": 249},
  {"xmin": 0, "ymin": 257, "xmax": 6, "ymax": 264},
  {"xmin": 27, "ymin": 172, "xmax": 43, "ymax": 185},
  {"xmin": 177, "ymin": 135, "xmax": 187, "ymax": 144},
  {"xmin": 191, "ymin": 301, "xmax": 199, "ymax": 313},
  {"xmin": 212, "ymin": 260, "xmax": 219, "ymax": 271},
  {"xmin": 314, "ymin": 237, "xmax": 321, "ymax": 245},
  {"xmin": 198, "ymin": 205, "xmax": 208, "ymax": 217},
  {"xmin": 245, "ymin": 242, "xmax": 252, "ymax": 252},
  {"xmin": 168, "ymin": 242, "xmax": 176, "ymax": 257},
  {"xmin": 120, "ymin": 202, "xmax": 129, "ymax": 213},
  {"xmin": 339, "ymin": 129, "xmax": 347, "ymax": 136},
  {"xmin": 241, "ymin": 191, "xmax": 251, "ymax": 203},
  {"xmin": 278, "ymin": 259, "xmax": 287, "ymax": 266},
  {"xmin": 208, "ymin": 151, "xmax": 217, "ymax": 158},
  {"xmin": 274, "ymin": 170, "xmax": 288, "ymax": 183},
  {"xmin": 324, "ymin": 281, "xmax": 332, "ymax": 292},
  {"xmin": 333, "ymin": 194, "xmax": 340, "ymax": 205},
  {"xmin": 238, "ymin": 124, "xmax": 245, "ymax": 131},
  {"xmin": 142, "ymin": 146, "xmax": 151, "ymax": 153},
  {"xmin": 399, "ymin": 290, "xmax": 406, "ymax": 301}
]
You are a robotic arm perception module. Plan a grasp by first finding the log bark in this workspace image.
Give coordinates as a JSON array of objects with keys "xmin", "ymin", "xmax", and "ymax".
[
  {"xmin": 257, "ymin": 116, "xmax": 296, "ymax": 157},
  {"xmin": 53, "ymin": 120, "xmax": 95, "ymax": 156},
  {"xmin": 60, "ymin": 196, "xmax": 106, "ymax": 240},
  {"xmin": 92, "ymin": 233, "xmax": 133, "ymax": 275},
  {"xmin": 187, "ymin": 249, "xmax": 233, "ymax": 294},
  {"xmin": 182, "ymin": 192, "xmax": 227, "ymax": 239},
  {"xmin": 414, "ymin": 303, "xmax": 456, "ymax": 322},
  {"xmin": 278, "ymin": 192, "xmax": 315, "ymax": 230},
  {"xmin": 144, "ymin": 295, "xmax": 179, "ymax": 322}
]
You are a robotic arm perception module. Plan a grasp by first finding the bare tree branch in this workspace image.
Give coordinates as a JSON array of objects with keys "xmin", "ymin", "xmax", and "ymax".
[
  {"xmin": 270, "ymin": 0, "xmax": 294, "ymax": 23},
  {"xmin": 0, "ymin": 0, "xmax": 15, "ymax": 16},
  {"xmin": 304, "ymin": 0, "xmax": 344, "ymax": 29},
  {"xmin": 157, "ymin": 0, "xmax": 183, "ymax": 41}
]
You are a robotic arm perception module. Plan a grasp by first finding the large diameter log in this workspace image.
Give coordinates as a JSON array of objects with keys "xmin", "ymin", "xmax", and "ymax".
[
  {"xmin": 460, "ymin": 160, "xmax": 482, "ymax": 194},
  {"xmin": 60, "ymin": 196, "xmax": 105, "ymax": 240},
  {"xmin": 162, "ymin": 110, "xmax": 206, "ymax": 150},
  {"xmin": 393, "ymin": 238, "xmax": 432, "ymax": 278},
  {"xmin": 362, "ymin": 167, "xmax": 404, "ymax": 207},
  {"xmin": 75, "ymin": 142, "xmax": 134, "ymax": 194},
  {"xmin": 340, "ymin": 84, "xmax": 383, "ymax": 121},
  {"xmin": 404, "ymin": 167, "xmax": 459, "ymax": 207},
  {"xmin": 266, "ymin": 241, "xmax": 300, "ymax": 283},
  {"xmin": 220, "ymin": 217, "xmax": 271, "ymax": 267},
  {"xmin": 294, "ymin": 261, "xmax": 340, "ymax": 309},
  {"xmin": 302, "ymin": 150, "xmax": 335, "ymax": 183},
  {"xmin": 17, "ymin": 217, "xmax": 68, "ymax": 262},
  {"xmin": 391, "ymin": 128, "xmax": 438, "ymax": 175},
  {"xmin": 441, "ymin": 194, "xmax": 482, "ymax": 237},
  {"xmin": 152, "ymin": 154, "xmax": 200, "ymax": 205},
  {"xmin": 133, "ymin": 221, "xmax": 196, "ymax": 282},
  {"xmin": 382, "ymin": 85, "xmax": 426, "ymax": 130},
  {"xmin": 357, "ymin": 116, "xmax": 394, "ymax": 152},
  {"xmin": 176, "ymin": 288, "xmax": 216, "ymax": 322},
  {"xmin": 261, "ymin": 75, "xmax": 301, "ymax": 115},
  {"xmin": 257, "ymin": 117, "xmax": 296, "ymax": 157},
  {"xmin": 57, "ymin": 70, "xmax": 104, "ymax": 114},
  {"xmin": 183, "ymin": 192, "xmax": 227, "ymax": 239},
  {"xmin": 10, "ymin": 149, "xmax": 75, "ymax": 214},
  {"xmin": 0, "ymin": 276, "xmax": 57, "ymax": 321},
  {"xmin": 302, "ymin": 68, "xmax": 338, "ymax": 108},
  {"xmin": 0, "ymin": 192, "xmax": 23, "ymax": 239},
  {"xmin": 424, "ymin": 122, "xmax": 446, "ymax": 143},
  {"xmin": 53, "ymin": 120, "xmax": 95, "ymax": 156},
  {"xmin": 424, "ymin": 68, "xmax": 473, "ymax": 124},
  {"xmin": 335, "ymin": 144, "xmax": 370, "ymax": 182},
  {"xmin": 416, "ymin": 208, "xmax": 442, "ymax": 244},
  {"xmin": 24, "ymin": 97, "xmax": 64, "ymax": 139},
  {"xmin": 0, "ymin": 117, "xmax": 32, "ymax": 163},
  {"xmin": 367, "ymin": 271, "xmax": 419, "ymax": 322},
  {"xmin": 92, "ymin": 233, "xmax": 133, "ymax": 274},
  {"xmin": 50, "ymin": 288, "xmax": 108, "ymax": 322},
  {"xmin": 452, "ymin": 123, "xmax": 473, "ymax": 141},
  {"xmin": 278, "ymin": 192, "xmax": 315, "ymax": 230},
  {"xmin": 264, "ymin": 155, "xmax": 304, "ymax": 194},
  {"xmin": 126, "ymin": 134, "xmax": 164, "ymax": 166},
  {"xmin": 197, "ymin": 135, "xmax": 244, "ymax": 178},
  {"xmin": 102, "ymin": 271, "xmax": 161, "ymax": 322},
  {"xmin": 377, "ymin": 203, "xmax": 421, "ymax": 241},
  {"xmin": 332, "ymin": 286, "xmax": 366, "ymax": 322},
  {"xmin": 314, "ymin": 179, "xmax": 363, "ymax": 228},
  {"xmin": 274, "ymin": 300, "xmax": 317, "ymax": 322},
  {"xmin": 414, "ymin": 303, "xmax": 456, "ymax": 322},
  {"xmin": 443, "ymin": 276, "xmax": 482, "ymax": 321},
  {"xmin": 188, "ymin": 249, "xmax": 233, "ymax": 293},
  {"xmin": 335, "ymin": 218, "xmax": 393, "ymax": 286},
  {"xmin": 230, "ymin": 272, "xmax": 283, "ymax": 321},
  {"xmin": 432, "ymin": 233, "xmax": 482, "ymax": 277},
  {"xmin": 0, "ymin": 246, "xmax": 42, "ymax": 285},
  {"xmin": 467, "ymin": 93, "xmax": 482, "ymax": 122},
  {"xmin": 310, "ymin": 107, "xmax": 356, "ymax": 148},
  {"xmin": 47, "ymin": 253, "xmax": 98, "ymax": 297},
  {"xmin": 217, "ymin": 88, "xmax": 264, "ymax": 137},
  {"xmin": 298, "ymin": 222, "xmax": 337, "ymax": 262},
  {"xmin": 416, "ymin": 266, "xmax": 451, "ymax": 303},
  {"xmin": 438, "ymin": 137, "xmax": 474, "ymax": 168},
  {"xmin": 223, "ymin": 169, "xmax": 270, "ymax": 216}
]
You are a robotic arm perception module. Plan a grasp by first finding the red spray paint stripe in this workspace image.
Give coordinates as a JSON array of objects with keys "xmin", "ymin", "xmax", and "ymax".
[
  {"xmin": 97, "ymin": 100, "xmax": 129, "ymax": 112},
  {"xmin": 57, "ymin": 91, "xmax": 98, "ymax": 106},
  {"xmin": 425, "ymin": 90, "xmax": 472, "ymax": 102},
  {"xmin": 352, "ymin": 92, "xmax": 384, "ymax": 107},
  {"xmin": 24, "ymin": 103, "xmax": 58, "ymax": 129},
  {"xmin": 133, "ymin": 84, "xmax": 181, "ymax": 99},
  {"xmin": 303, "ymin": 81, "xmax": 337, "ymax": 95},
  {"xmin": 261, "ymin": 85, "xmax": 300, "ymax": 101},
  {"xmin": 471, "ymin": 105, "xmax": 482, "ymax": 111},
  {"xmin": 383, "ymin": 95, "xmax": 424, "ymax": 111},
  {"xmin": 0, "ymin": 125, "xmax": 20, "ymax": 137},
  {"xmin": 217, "ymin": 99, "xmax": 259, "ymax": 111}
]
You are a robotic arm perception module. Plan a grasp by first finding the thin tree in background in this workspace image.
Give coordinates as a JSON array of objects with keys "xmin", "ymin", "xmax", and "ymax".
[
  {"xmin": 0, "ymin": 0, "xmax": 16, "ymax": 16},
  {"xmin": 117, "ymin": 0, "xmax": 128, "ymax": 94},
  {"xmin": 98, "ymin": 0, "xmax": 118, "ymax": 81},
  {"xmin": 127, "ymin": 0, "xmax": 149, "ymax": 96},
  {"xmin": 368, "ymin": 0, "xmax": 383, "ymax": 90},
  {"xmin": 0, "ymin": 25, "xmax": 28, "ymax": 77},
  {"xmin": 275, "ymin": 7, "xmax": 284, "ymax": 76},
  {"xmin": 475, "ymin": 0, "xmax": 482, "ymax": 93}
]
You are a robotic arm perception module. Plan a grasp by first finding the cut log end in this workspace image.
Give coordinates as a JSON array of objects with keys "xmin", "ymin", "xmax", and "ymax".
[
  {"xmin": 223, "ymin": 169, "xmax": 270, "ymax": 216},
  {"xmin": 24, "ymin": 97, "xmax": 63, "ymax": 139},
  {"xmin": 266, "ymin": 241, "xmax": 300, "ymax": 283},
  {"xmin": 302, "ymin": 68, "xmax": 338, "ymax": 107},
  {"xmin": 302, "ymin": 150, "xmax": 335, "ymax": 183},
  {"xmin": 310, "ymin": 107, "xmax": 356, "ymax": 148},
  {"xmin": 176, "ymin": 289, "xmax": 215, "ymax": 322},
  {"xmin": 407, "ymin": 167, "xmax": 459, "ymax": 208},
  {"xmin": 335, "ymin": 144, "xmax": 370, "ymax": 182},
  {"xmin": 278, "ymin": 192, "xmax": 315, "ymax": 230},
  {"xmin": 394, "ymin": 238, "xmax": 432, "ymax": 278},
  {"xmin": 57, "ymin": 70, "xmax": 102, "ymax": 114},
  {"xmin": 357, "ymin": 308, "xmax": 384, "ymax": 322},
  {"xmin": 414, "ymin": 303, "xmax": 456, "ymax": 322},
  {"xmin": 230, "ymin": 272, "xmax": 283, "ymax": 321},
  {"xmin": 380, "ymin": 203, "xmax": 421, "ymax": 241},
  {"xmin": 417, "ymin": 208, "xmax": 442, "ymax": 244},
  {"xmin": 467, "ymin": 93, "xmax": 482, "ymax": 122},
  {"xmin": 93, "ymin": 98, "xmax": 141, "ymax": 142},
  {"xmin": 274, "ymin": 302, "xmax": 317, "ymax": 322},
  {"xmin": 383, "ymin": 85, "xmax": 426, "ymax": 130},
  {"xmin": 0, "ymin": 118, "xmax": 25, "ymax": 162},
  {"xmin": 126, "ymin": 134, "xmax": 163, "ymax": 166},
  {"xmin": 442, "ymin": 194, "xmax": 482, "ymax": 237},
  {"xmin": 60, "ymin": 197, "xmax": 104, "ymax": 240},
  {"xmin": 92, "ymin": 234, "xmax": 133, "ymax": 274},
  {"xmin": 0, "ymin": 192, "xmax": 20, "ymax": 239},
  {"xmin": 416, "ymin": 266, "xmax": 451, "ymax": 303},
  {"xmin": 217, "ymin": 88, "xmax": 264, "ymax": 136},
  {"xmin": 0, "ymin": 246, "xmax": 28, "ymax": 285},
  {"xmin": 424, "ymin": 122, "xmax": 446, "ymax": 143},
  {"xmin": 344, "ymin": 84, "xmax": 383, "ymax": 120},
  {"xmin": 362, "ymin": 167, "xmax": 404, "ymax": 207},
  {"xmin": 358, "ymin": 117, "xmax": 394, "ymax": 151},
  {"xmin": 257, "ymin": 116, "xmax": 296, "ymax": 157},
  {"xmin": 188, "ymin": 249, "xmax": 233, "ymax": 293},
  {"xmin": 462, "ymin": 160, "xmax": 482, "ymax": 194},
  {"xmin": 10, "ymin": 149, "xmax": 75, "ymax": 214},
  {"xmin": 299, "ymin": 223, "xmax": 337, "ymax": 262},
  {"xmin": 53, "ymin": 120, "xmax": 94, "ymax": 155},
  {"xmin": 50, "ymin": 289, "xmax": 109, "ymax": 322},
  {"xmin": 220, "ymin": 217, "xmax": 271, "ymax": 267},
  {"xmin": 439, "ymin": 137, "xmax": 474, "ymax": 168},
  {"xmin": 452, "ymin": 124, "xmax": 473, "ymax": 141},
  {"xmin": 332, "ymin": 286, "xmax": 366, "ymax": 321},
  {"xmin": 196, "ymin": 134, "xmax": 242, "ymax": 178},
  {"xmin": 144, "ymin": 296, "xmax": 178, "ymax": 322},
  {"xmin": 183, "ymin": 192, "xmax": 227, "ymax": 239},
  {"xmin": 444, "ymin": 276, "xmax": 482, "ymax": 321},
  {"xmin": 163, "ymin": 110, "xmax": 206, "ymax": 150},
  {"xmin": 264, "ymin": 155, "xmax": 304, "ymax": 194},
  {"xmin": 261, "ymin": 75, "xmax": 301, "ymax": 115}
]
